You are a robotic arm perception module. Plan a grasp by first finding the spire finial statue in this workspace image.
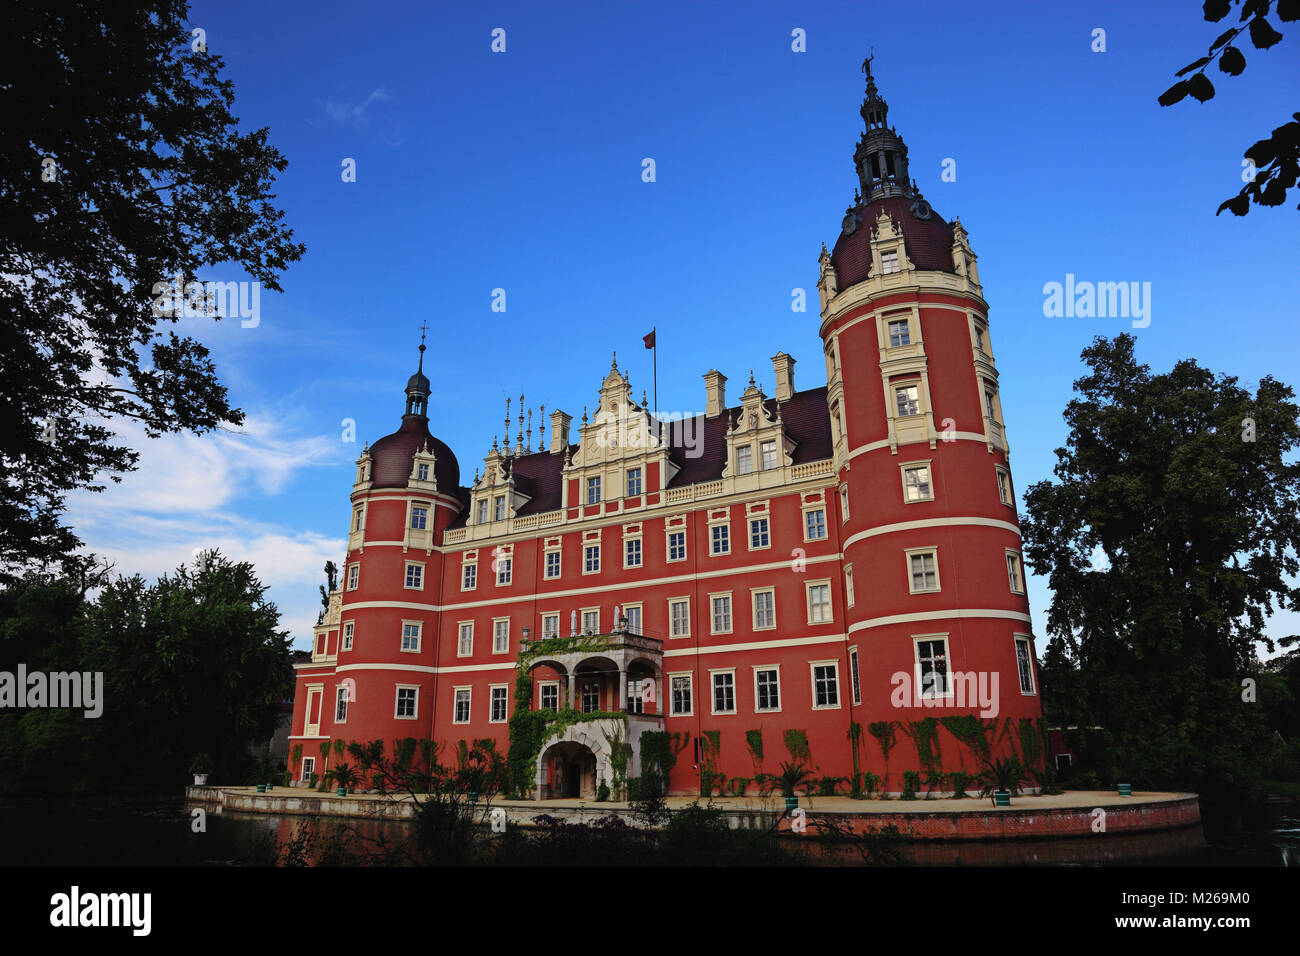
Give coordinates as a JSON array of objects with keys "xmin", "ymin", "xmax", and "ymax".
[
  {"xmin": 526, "ymin": 407, "xmax": 533, "ymax": 452},
  {"xmin": 611, "ymin": 350, "xmax": 617, "ymax": 370},
  {"xmin": 504, "ymin": 397, "xmax": 511, "ymax": 454},
  {"xmin": 417, "ymin": 322, "xmax": 428, "ymax": 372}
]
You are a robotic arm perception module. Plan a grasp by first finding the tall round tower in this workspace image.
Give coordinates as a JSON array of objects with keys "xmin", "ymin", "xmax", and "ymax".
[
  {"xmin": 822, "ymin": 58, "xmax": 1040, "ymax": 788},
  {"xmin": 330, "ymin": 336, "xmax": 461, "ymax": 746}
]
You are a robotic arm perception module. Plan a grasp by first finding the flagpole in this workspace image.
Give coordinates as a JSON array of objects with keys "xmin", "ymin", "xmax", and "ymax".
[{"xmin": 652, "ymin": 326, "xmax": 659, "ymax": 443}]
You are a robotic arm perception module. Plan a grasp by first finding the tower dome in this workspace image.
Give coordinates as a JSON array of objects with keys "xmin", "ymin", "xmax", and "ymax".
[
  {"xmin": 830, "ymin": 57, "xmax": 956, "ymax": 293},
  {"xmin": 368, "ymin": 336, "xmax": 460, "ymax": 490}
]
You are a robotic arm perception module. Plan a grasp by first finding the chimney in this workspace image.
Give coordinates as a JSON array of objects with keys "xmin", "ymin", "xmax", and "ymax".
[
  {"xmin": 703, "ymin": 370, "xmax": 727, "ymax": 418},
  {"xmin": 771, "ymin": 352, "xmax": 796, "ymax": 402},
  {"xmin": 549, "ymin": 409, "xmax": 572, "ymax": 454}
]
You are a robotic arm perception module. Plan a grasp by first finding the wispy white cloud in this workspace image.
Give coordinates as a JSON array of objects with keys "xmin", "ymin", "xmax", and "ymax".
[{"xmin": 320, "ymin": 88, "xmax": 390, "ymax": 128}]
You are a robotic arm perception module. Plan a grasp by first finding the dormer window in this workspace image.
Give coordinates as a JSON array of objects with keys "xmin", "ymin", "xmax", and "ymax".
[
  {"xmin": 586, "ymin": 477, "xmax": 601, "ymax": 505},
  {"xmin": 761, "ymin": 440, "xmax": 778, "ymax": 470},
  {"xmin": 476, "ymin": 500, "xmax": 488, "ymax": 524},
  {"xmin": 494, "ymin": 495, "xmax": 506, "ymax": 521},
  {"xmin": 416, "ymin": 463, "xmax": 429, "ymax": 481},
  {"xmin": 736, "ymin": 445, "xmax": 753, "ymax": 475},
  {"xmin": 881, "ymin": 250, "xmax": 900, "ymax": 274}
]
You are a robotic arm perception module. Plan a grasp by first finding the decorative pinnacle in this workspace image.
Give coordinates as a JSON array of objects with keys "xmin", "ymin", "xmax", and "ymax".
[
  {"xmin": 611, "ymin": 350, "xmax": 618, "ymax": 370},
  {"xmin": 417, "ymin": 322, "xmax": 428, "ymax": 371}
]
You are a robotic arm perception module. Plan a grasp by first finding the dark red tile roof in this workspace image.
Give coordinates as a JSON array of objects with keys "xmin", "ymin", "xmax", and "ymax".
[
  {"xmin": 368, "ymin": 415, "xmax": 461, "ymax": 491},
  {"xmin": 830, "ymin": 196, "xmax": 955, "ymax": 291},
  {"xmin": 444, "ymin": 386, "xmax": 831, "ymax": 527}
]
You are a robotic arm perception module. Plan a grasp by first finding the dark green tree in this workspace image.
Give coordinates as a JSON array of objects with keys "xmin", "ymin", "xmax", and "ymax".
[
  {"xmin": 1021, "ymin": 335, "xmax": 1300, "ymax": 798},
  {"xmin": 1157, "ymin": 0, "xmax": 1299, "ymax": 216},
  {"xmin": 0, "ymin": 0, "xmax": 305, "ymax": 581}
]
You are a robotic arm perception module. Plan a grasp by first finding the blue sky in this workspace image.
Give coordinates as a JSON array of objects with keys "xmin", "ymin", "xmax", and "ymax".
[{"xmin": 65, "ymin": 0, "xmax": 1300, "ymax": 650}]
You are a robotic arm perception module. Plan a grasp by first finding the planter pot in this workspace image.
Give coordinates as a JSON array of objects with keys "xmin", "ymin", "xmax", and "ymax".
[
  {"xmin": 337, "ymin": 787, "xmax": 347, "ymax": 796},
  {"xmin": 1117, "ymin": 783, "xmax": 1132, "ymax": 797},
  {"xmin": 468, "ymin": 791, "xmax": 479, "ymax": 803},
  {"xmin": 256, "ymin": 784, "xmax": 266, "ymax": 793},
  {"xmin": 193, "ymin": 774, "xmax": 208, "ymax": 786},
  {"xmin": 993, "ymin": 789, "xmax": 1011, "ymax": 807},
  {"xmin": 784, "ymin": 796, "xmax": 799, "ymax": 810}
]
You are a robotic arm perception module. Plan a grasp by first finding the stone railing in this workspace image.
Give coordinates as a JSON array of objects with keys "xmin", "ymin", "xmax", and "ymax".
[
  {"xmin": 664, "ymin": 479, "xmax": 725, "ymax": 504},
  {"xmin": 790, "ymin": 458, "xmax": 833, "ymax": 480}
]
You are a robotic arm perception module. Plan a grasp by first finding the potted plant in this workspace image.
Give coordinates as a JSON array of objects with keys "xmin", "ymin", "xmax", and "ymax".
[
  {"xmin": 328, "ymin": 763, "xmax": 358, "ymax": 796},
  {"xmin": 775, "ymin": 760, "xmax": 813, "ymax": 810},
  {"xmin": 189, "ymin": 753, "xmax": 212, "ymax": 786},
  {"xmin": 980, "ymin": 757, "xmax": 1026, "ymax": 807}
]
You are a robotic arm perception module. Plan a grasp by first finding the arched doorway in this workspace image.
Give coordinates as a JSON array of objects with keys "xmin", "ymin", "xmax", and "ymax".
[{"xmin": 541, "ymin": 741, "xmax": 598, "ymax": 799}]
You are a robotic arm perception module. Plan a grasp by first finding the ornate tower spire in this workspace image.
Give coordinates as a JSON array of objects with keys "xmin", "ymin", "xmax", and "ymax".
[
  {"xmin": 854, "ymin": 55, "xmax": 912, "ymax": 203},
  {"xmin": 403, "ymin": 326, "xmax": 431, "ymax": 417}
]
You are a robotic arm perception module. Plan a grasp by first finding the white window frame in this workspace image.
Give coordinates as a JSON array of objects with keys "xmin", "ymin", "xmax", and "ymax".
[
  {"xmin": 710, "ymin": 668, "xmax": 737, "ymax": 715},
  {"xmin": 489, "ymin": 683, "xmax": 510, "ymax": 723},
  {"xmin": 669, "ymin": 597, "xmax": 691, "ymax": 638},
  {"xmin": 667, "ymin": 529, "xmax": 687, "ymax": 562},
  {"xmin": 404, "ymin": 562, "xmax": 424, "ymax": 591},
  {"xmin": 544, "ymin": 548, "xmax": 562, "ymax": 579},
  {"xmin": 839, "ymin": 485, "xmax": 850, "ymax": 521},
  {"xmin": 461, "ymin": 562, "xmax": 477, "ymax": 591},
  {"xmin": 457, "ymin": 621, "xmax": 474, "ymax": 657},
  {"xmin": 805, "ymin": 579, "xmax": 833, "ymax": 624},
  {"xmin": 751, "ymin": 587, "xmax": 776, "ymax": 631},
  {"xmin": 710, "ymin": 522, "xmax": 730, "ymax": 556},
  {"xmin": 760, "ymin": 439, "xmax": 778, "ymax": 471},
  {"xmin": 494, "ymin": 495, "xmax": 506, "ymax": 521},
  {"xmin": 538, "ymin": 680, "xmax": 560, "ymax": 712},
  {"xmin": 914, "ymin": 634, "xmax": 953, "ymax": 701},
  {"xmin": 342, "ymin": 621, "xmax": 354, "ymax": 651},
  {"xmin": 395, "ymin": 684, "xmax": 420, "ymax": 720},
  {"xmin": 894, "ymin": 382, "xmax": 921, "ymax": 418},
  {"xmin": 452, "ymin": 686, "xmax": 471, "ymax": 724},
  {"xmin": 995, "ymin": 465, "xmax": 1014, "ymax": 507},
  {"xmin": 900, "ymin": 461, "xmax": 934, "ymax": 504},
  {"xmin": 626, "ymin": 467, "xmax": 642, "ymax": 497},
  {"xmin": 496, "ymin": 556, "xmax": 512, "ymax": 586},
  {"xmin": 710, "ymin": 592, "xmax": 733, "ymax": 635},
  {"xmin": 492, "ymin": 617, "xmax": 510, "ymax": 654},
  {"xmin": 583, "ymin": 544, "xmax": 601, "ymax": 575},
  {"xmin": 347, "ymin": 563, "xmax": 359, "ymax": 590},
  {"xmin": 624, "ymin": 537, "xmax": 643, "ymax": 569},
  {"xmin": 810, "ymin": 660, "xmax": 842, "ymax": 710},
  {"xmin": 906, "ymin": 547, "xmax": 941, "ymax": 594},
  {"xmin": 580, "ymin": 607, "xmax": 600, "ymax": 635},
  {"xmin": 1015, "ymin": 634, "xmax": 1038, "ymax": 696},
  {"xmin": 409, "ymin": 503, "xmax": 429, "ymax": 530},
  {"xmin": 803, "ymin": 507, "xmax": 827, "ymax": 542},
  {"xmin": 400, "ymin": 620, "xmax": 421, "ymax": 653},
  {"xmin": 669, "ymin": 672, "xmax": 694, "ymax": 716},
  {"xmin": 621, "ymin": 602, "xmax": 643, "ymax": 635},
  {"xmin": 754, "ymin": 665, "xmax": 782, "ymax": 713},
  {"xmin": 335, "ymin": 684, "xmax": 349, "ymax": 723},
  {"xmin": 887, "ymin": 316, "xmax": 910, "ymax": 347},
  {"xmin": 586, "ymin": 476, "xmax": 601, "ymax": 505},
  {"xmin": 748, "ymin": 516, "xmax": 770, "ymax": 551},
  {"xmin": 845, "ymin": 565, "xmax": 855, "ymax": 608},
  {"xmin": 541, "ymin": 612, "xmax": 560, "ymax": 639},
  {"xmin": 1006, "ymin": 549, "xmax": 1026, "ymax": 594},
  {"xmin": 736, "ymin": 444, "xmax": 753, "ymax": 476}
]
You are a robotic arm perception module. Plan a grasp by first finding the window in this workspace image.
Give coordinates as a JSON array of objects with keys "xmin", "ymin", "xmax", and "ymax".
[
  {"xmin": 881, "ymin": 250, "xmax": 900, "ymax": 274},
  {"xmin": 586, "ymin": 476, "xmax": 601, "ymax": 504},
  {"xmin": 342, "ymin": 622, "xmax": 354, "ymax": 651},
  {"xmin": 404, "ymin": 563, "xmax": 423, "ymax": 590},
  {"xmin": 626, "ymin": 678, "xmax": 645, "ymax": 714},
  {"xmin": 755, "ymin": 667, "xmax": 780, "ymax": 712},
  {"xmin": 581, "ymin": 682, "xmax": 600, "ymax": 713},
  {"xmin": 623, "ymin": 605, "xmax": 642, "ymax": 634},
  {"xmin": 670, "ymin": 674, "xmax": 693, "ymax": 716},
  {"xmin": 584, "ymin": 544, "xmax": 600, "ymax": 573},
  {"xmin": 347, "ymin": 563, "xmax": 359, "ymax": 590},
  {"xmin": 996, "ymin": 466, "xmax": 1013, "ymax": 507},
  {"xmin": 887, "ymin": 318, "xmax": 910, "ymax": 347},
  {"xmin": 626, "ymin": 467, "xmax": 642, "ymax": 497},
  {"xmin": 352, "ymin": 506, "xmax": 364, "ymax": 531},
  {"xmin": 397, "ymin": 686, "xmax": 418, "ymax": 719},
  {"xmin": 410, "ymin": 506, "xmax": 428, "ymax": 530},
  {"xmin": 1006, "ymin": 551, "xmax": 1025, "ymax": 593},
  {"xmin": 850, "ymin": 647, "xmax": 862, "ymax": 705},
  {"xmin": 457, "ymin": 622, "xmax": 473, "ymax": 657},
  {"xmin": 902, "ymin": 464, "xmax": 933, "ymax": 502},
  {"xmin": 752, "ymin": 589, "xmax": 775, "ymax": 629},
  {"xmin": 540, "ymin": 683, "xmax": 559, "ymax": 712},
  {"xmin": 760, "ymin": 440, "xmax": 778, "ymax": 470},
  {"xmin": 301, "ymin": 756, "xmax": 315, "ymax": 782},
  {"xmin": 749, "ymin": 517, "xmax": 770, "ymax": 549},
  {"xmin": 452, "ymin": 688, "xmax": 470, "ymax": 723},
  {"xmin": 736, "ymin": 445, "xmax": 753, "ymax": 475},
  {"xmin": 895, "ymin": 384, "xmax": 921, "ymax": 417},
  {"xmin": 335, "ymin": 685, "xmax": 349, "ymax": 722},
  {"xmin": 711, "ymin": 671, "xmax": 736, "ymax": 714},
  {"xmin": 490, "ymin": 685, "xmax": 509, "ymax": 723},
  {"xmin": 493, "ymin": 619, "xmax": 509, "ymax": 654},
  {"xmin": 541, "ymin": 613, "xmax": 559, "ymax": 639},
  {"xmin": 401, "ymin": 622, "xmax": 421, "ymax": 652},
  {"xmin": 805, "ymin": 508, "xmax": 827, "ymax": 541},
  {"xmin": 494, "ymin": 495, "xmax": 506, "ymax": 520},
  {"xmin": 711, "ymin": 523, "xmax": 730, "ymax": 555},
  {"xmin": 496, "ymin": 557, "xmax": 512, "ymax": 585},
  {"xmin": 984, "ymin": 386, "xmax": 998, "ymax": 419},
  {"xmin": 416, "ymin": 463, "xmax": 429, "ymax": 481},
  {"xmin": 544, "ymin": 549, "xmax": 561, "ymax": 579},
  {"xmin": 807, "ymin": 583, "xmax": 831, "ymax": 623},
  {"xmin": 974, "ymin": 324, "xmax": 986, "ymax": 352},
  {"xmin": 845, "ymin": 566, "xmax": 855, "ymax": 607},
  {"xmin": 908, "ymin": 549, "xmax": 940, "ymax": 593},
  {"xmin": 476, "ymin": 500, "xmax": 488, "ymax": 524},
  {"xmin": 668, "ymin": 530, "xmax": 686, "ymax": 562},
  {"xmin": 582, "ymin": 609, "xmax": 599, "ymax": 635},
  {"xmin": 839, "ymin": 485, "xmax": 850, "ymax": 521},
  {"xmin": 669, "ymin": 599, "xmax": 690, "ymax": 637},
  {"xmin": 711, "ymin": 594, "xmax": 732, "ymax": 634},
  {"xmin": 462, "ymin": 563, "xmax": 477, "ymax": 590},
  {"xmin": 625, "ymin": 538, "xmax": 642, "ymax": 568},
  {"xmin": 916, "ymin": 638, "xmax": 949, "ymax": 698},
  {"xmin": 812, "ymin": 663, "xmax": 840, "ymax": 708},
  {"xmin": 1015, "ymin": 636, "xmax": 1037, "ymax": 695}
]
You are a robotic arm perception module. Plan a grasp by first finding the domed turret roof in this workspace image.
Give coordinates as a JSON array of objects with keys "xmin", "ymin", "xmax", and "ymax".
[
  {"xmin": 830, "ymin": 196, "xmax": 955, "ymax": 292},
  {"xmin": 368, "ymin": 416, "xmax": 460, "ymax": 490}
]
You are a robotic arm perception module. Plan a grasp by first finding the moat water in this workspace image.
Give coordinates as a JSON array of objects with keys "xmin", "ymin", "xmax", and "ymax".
[{"xmin": 0, "ymin": 794, "xmax": 1294, "ymax": 867}]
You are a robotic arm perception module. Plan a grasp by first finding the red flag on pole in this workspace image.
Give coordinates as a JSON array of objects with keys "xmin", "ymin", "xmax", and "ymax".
[{"xmin": 643, "ymin": 329, "xmax": 655, "ymax": 349}]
